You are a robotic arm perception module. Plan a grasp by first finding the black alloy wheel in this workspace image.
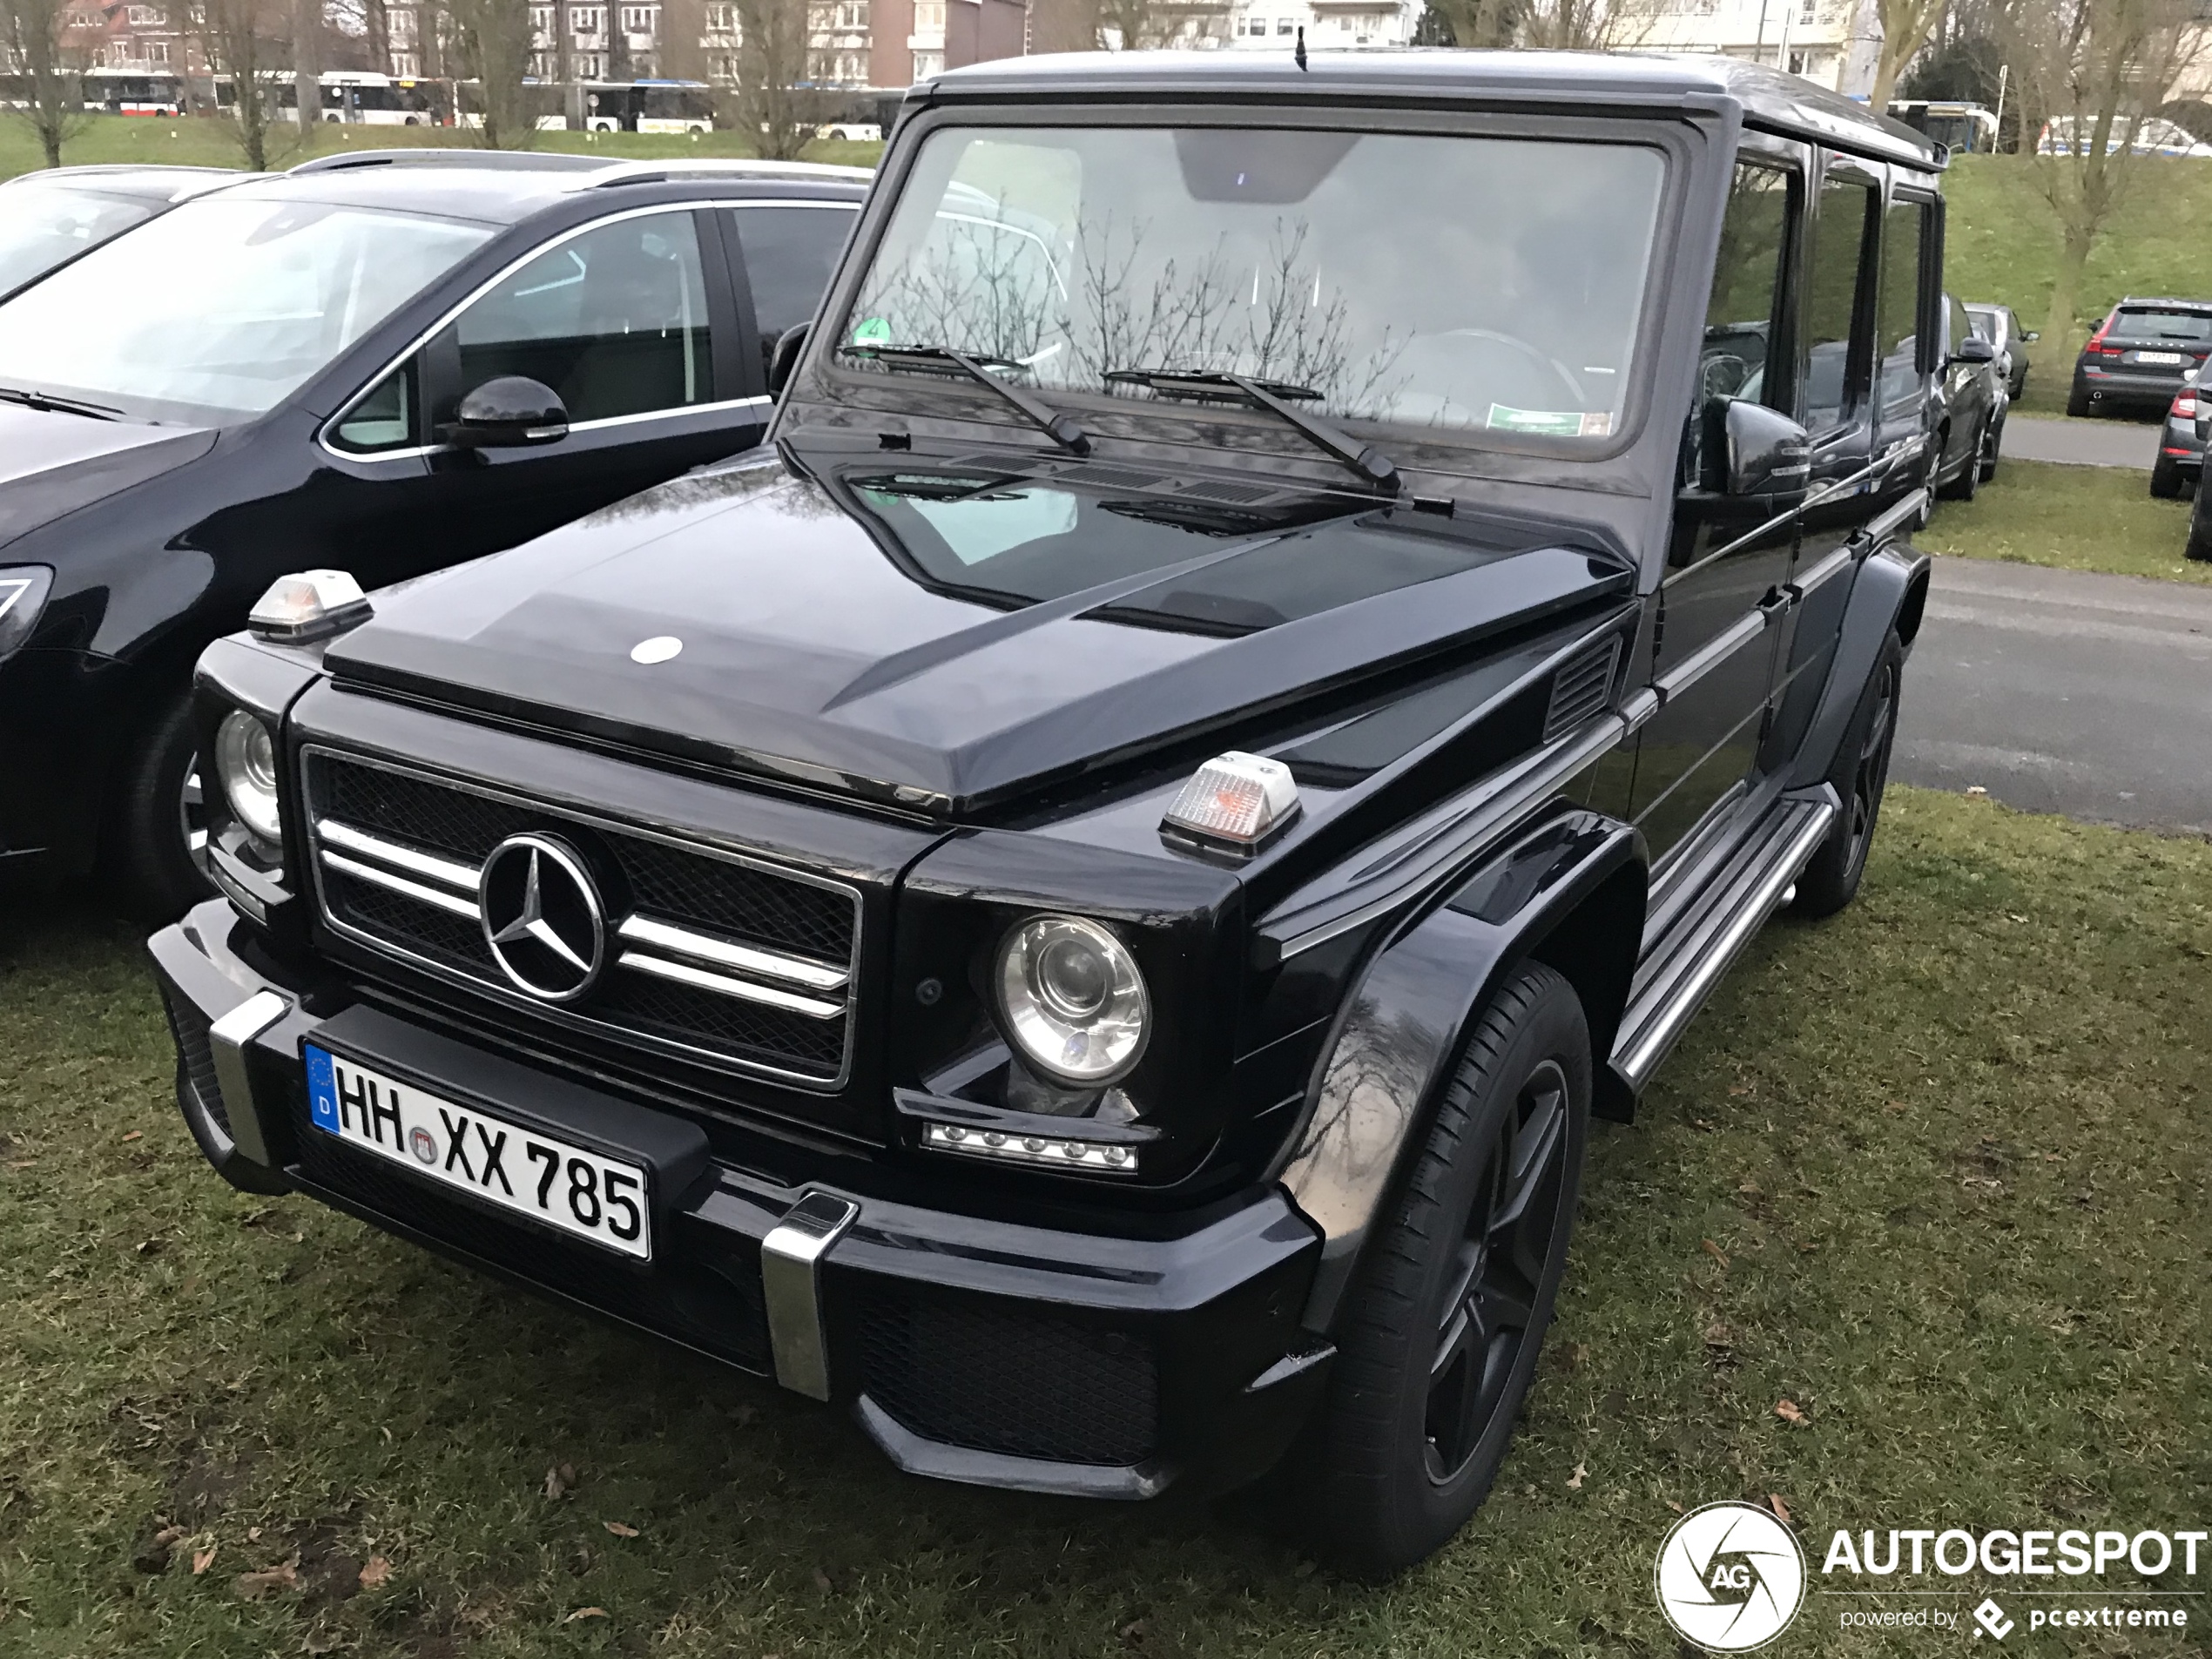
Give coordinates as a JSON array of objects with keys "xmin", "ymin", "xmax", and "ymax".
[
  {"xmin": 1938, "ymin": 421, "xmax": 1979, "ymax": 500},
  {"xmin": 2188, "ymin": 486, "xmax": 2212, "ymax": 562},
  {"xmin": 1422, "ymin": 1057, "xmax": 1573, "ymax": 1484},
  {"xmin": 1296, "ymin": 962, "xmax": 1590, "ymax": 1576},
  {"xmin": 1794, "ymin": 629, "xmax": 1903, "ymax": 918},
  {"xmin": 107, "ymin": 687, "xmax": 217, "ymax": 921}
]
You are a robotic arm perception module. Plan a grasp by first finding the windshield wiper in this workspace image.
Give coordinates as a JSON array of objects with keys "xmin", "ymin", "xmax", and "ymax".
[
  {"xmin": 0, "ymin": 385, "xmax": 123, "ymax": 421},
  {"xmin": 839, "ymin": 343, "xmax": 1089, "ymax": 455},
  {"xmin": 1103, "ymin": 368, "xmax": 1398, "ymax": 492}
]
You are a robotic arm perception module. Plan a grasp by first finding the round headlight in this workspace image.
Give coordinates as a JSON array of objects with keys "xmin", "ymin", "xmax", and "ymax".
[
  {"xmin": 214, "ymin": 710, "xmax": 283, "ymax": 845},
  {"xmin": 996, "ymin": 915, "xmax": 1150, "ymax": 1085}
]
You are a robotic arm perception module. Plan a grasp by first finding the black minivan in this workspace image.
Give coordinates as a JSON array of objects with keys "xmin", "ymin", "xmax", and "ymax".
[
  {"xmin": 0, "ymin": 152, "xmax": 867, "ymax": 914},
  {"xmin": 2068, "ymin": 296, "xmax": 2212, "ymax": 415}
]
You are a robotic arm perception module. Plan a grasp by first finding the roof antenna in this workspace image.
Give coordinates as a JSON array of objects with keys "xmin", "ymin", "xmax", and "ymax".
[{"xmin": 1295, "ymin": 24, "xmax": 1308, "ymax": 69}]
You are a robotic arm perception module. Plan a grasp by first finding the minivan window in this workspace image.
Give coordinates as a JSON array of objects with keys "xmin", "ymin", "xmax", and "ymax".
[
  {"xmin": 0, "ymin": 196, "xmax": 493, "ymax": 426},
  {"xmin": 730, "ymin": 204, "xmax": 857, "ymax": 378},
  {"xmin": 837, "ymin": 126, "xmax": 1669, "ymax": 446},
  {"xmin": 0, "ymin": 182, "xmax": 161, "ymax": 298}
]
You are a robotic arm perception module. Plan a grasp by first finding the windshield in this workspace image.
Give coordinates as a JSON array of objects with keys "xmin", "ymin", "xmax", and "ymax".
[
  {"xmin": 0, "ymin": 195, "xmax": 494, "ymax": 424},
  {"xmin": 838, "ymin": 125, "xmax": 1668, "ymax": 447},
  {"xmin": 2114, "ymin": 307, "xmax": 2212, "ymax": 343},
  {"xmin": 0, "ymin": 183, "xmax": 162, "ymax": 299}
]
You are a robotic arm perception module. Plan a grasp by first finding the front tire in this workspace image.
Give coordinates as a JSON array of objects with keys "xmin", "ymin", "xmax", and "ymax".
[
  {"xmin": 1979, "ymin": 412, "xmax": 2004, "ymax": 482},
  {"xmin": 1937, "ymin": 421, "xmax": 1980, "ymax": 500},
  {"xmin": 105, "ymin": 687, "xmax": 214, "ymax": 922},
  {"xmin": 1794, "ymin": 631, "xmax": 1902, "ymax": 919},
  {"xmin": 1298, "ymin": 964, "xmax": 1590, "ymax": 1576}
]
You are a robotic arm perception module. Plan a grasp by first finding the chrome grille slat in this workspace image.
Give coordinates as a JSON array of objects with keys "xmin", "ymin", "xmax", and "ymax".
[{"xmin": 301, "ymin": 749, "xmax": 861, "ymax": 1089}]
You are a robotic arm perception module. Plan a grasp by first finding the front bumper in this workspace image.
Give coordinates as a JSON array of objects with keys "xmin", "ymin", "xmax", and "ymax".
[{"xmin": 150, "ymin": 901, "xmax": 1330, "ymax": 1501}]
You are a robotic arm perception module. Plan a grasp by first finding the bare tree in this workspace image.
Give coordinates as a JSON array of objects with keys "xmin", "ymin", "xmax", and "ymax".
[
  {"xmin": 0, "ymin": 0, "xmax": 89, "ymax": 168},
  {"xmin": 1026, "ymin": 0, "xmax": 1099, "ymax": 51},
  {"xmin": 2005, "ymin": 0, "xmax": 2206, "ymax": 346},
  {"xmin": 292, "ymin": 0, "xmax": 323, "ymax": 130},
  {"xmin": 1419, "ymin": 0, "xmax": 1656, "ymax": 51},
  {"xmin": 725, "ymin": 0, "xmax": 814, "ymax": 159},
  {"xmin": 192, "ymin": 0, "xmax": 290, "ymax": 169},
  {"xmin": 443, "ymin": 0, "xmax": 539, "ymax": 145},
  {"xmin": 1094, "ymin": 0, "xmax": 1176, "ymax": 48},
  {"xmin": 1866, "ymin": 0, "xmax": 1946, "ymax": 107}
]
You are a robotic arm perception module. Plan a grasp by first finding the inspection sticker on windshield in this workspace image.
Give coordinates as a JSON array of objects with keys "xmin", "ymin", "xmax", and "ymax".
[
  {"xmin": 851, "ymin": 316, "xmax": 893, "ymax": 346},
  {"xmin": 1487, "ymin": 405, "xmax": 1613, "ymax": 437}
]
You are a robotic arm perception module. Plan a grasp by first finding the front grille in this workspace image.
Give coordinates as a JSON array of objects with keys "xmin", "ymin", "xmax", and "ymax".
[
  {"xmin": 853, "ymin": 1289, "xmax": 1159, "ymax": 1467},
  {"xmin": 293, "ymin": 1113, "xmax": 772, "ymax": 1372},
  {"xmin": 161, "ymin": 986, "xmax": 230, "ymax": 1136},
  {"xmin": 303, "ymin": 750, "xmax": 860, "ymax": 1089}
]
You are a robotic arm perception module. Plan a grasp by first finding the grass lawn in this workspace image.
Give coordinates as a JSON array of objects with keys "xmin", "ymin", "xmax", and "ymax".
[
  {"xmin": 3, "ymin": 787, "xmax": 2208, "ymax": 1656},
  {"xmin": 0, "ymin": 111, "xmax": 882, "ymax": 182},
  {"xmin": 1920, "ymin": 456, "xmax": 2210, "ymax": 584}
]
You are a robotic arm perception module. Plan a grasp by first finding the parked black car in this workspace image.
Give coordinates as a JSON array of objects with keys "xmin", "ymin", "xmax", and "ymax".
[
  {"xmin": 2067, "ymin": 297, "xmax": 2212, "ymax": 416},
  {"xmin": 2151, "ymin": 368, "xmax": 2203, "ymax": 497},
  {"xmin": 1927, "ymin": 290, "xmax": 2003, "ymax": 499},
  {"xmin": 152, "ymin": 54, "xmax": 1936, "ymax": 1575},
  {"xmin": 1965, "ymin": 300, "xmax": 2034, "ymax": 400},
  {"xmin": 0, "ymin": 164, "xmax": 256, "ymax": 305},
  {"xmin": 0, "ymin": 152, "xmax": 867, "ymax": 912}
]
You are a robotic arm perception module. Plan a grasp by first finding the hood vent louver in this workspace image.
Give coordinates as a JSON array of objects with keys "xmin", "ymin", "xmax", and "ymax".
[{"xmin": 1542, "ymin": 635, "xmax": 1622, "ymax": 743}]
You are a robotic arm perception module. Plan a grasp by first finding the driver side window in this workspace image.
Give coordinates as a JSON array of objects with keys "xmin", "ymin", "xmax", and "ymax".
[
  {"xmin": 452, "ymin": 211, "xmax": 714, "ymax": 424},
  {"xmin": 1686, "ymin": 161, "xmax": 1795, "ymax": 485}
]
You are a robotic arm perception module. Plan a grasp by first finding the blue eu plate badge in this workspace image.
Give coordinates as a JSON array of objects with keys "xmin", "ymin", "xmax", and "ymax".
[{"xmin": 306, "ymin": 1044, "xmax": 341, "ymax": 1132}]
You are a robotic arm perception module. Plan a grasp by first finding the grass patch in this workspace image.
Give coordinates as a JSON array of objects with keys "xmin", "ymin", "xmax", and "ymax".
[
  {"xmin": 0, "ymin": 111, "xmax": 881, "ymax": 181},
  {"xmin": 3, "ymin": 787, "xmax": 2208, "ymax": 1656},
  {"xmin": 1920, "ymin": 456, "xmax": 2209, "ymax": 583}
]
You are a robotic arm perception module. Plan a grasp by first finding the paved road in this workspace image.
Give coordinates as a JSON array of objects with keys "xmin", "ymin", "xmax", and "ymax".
[
  {"xmin": 1893, "ymin": 556, "xmax": 2212, "ymax": 835},
  {"xmin": 2002, "ymin": 413, "xmax": 2161, "ymax": 469}
]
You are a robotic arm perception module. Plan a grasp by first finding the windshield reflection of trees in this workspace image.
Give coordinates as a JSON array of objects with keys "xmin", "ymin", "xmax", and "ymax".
[{"xmin": 850, "ymin": 208, "xmax": 1410, "ymax": 421}]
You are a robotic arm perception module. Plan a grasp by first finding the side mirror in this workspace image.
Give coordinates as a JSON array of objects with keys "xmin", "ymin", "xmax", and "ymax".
[
  {"xmin": 437, "ymin": 376, "xmax": 569, "ymax": 448},
  {"xmin": 768, "ymin": 322, "xmax": 810, "ymax": 400},
  {"xmin": 1953, "ymin": 335, "xmax": 1997, "ymax": 365},
  {"xmin": 2022, "ymin": 330, "xmax": 2041, "ymax": 342},
  {"xmin": 1703, "ymin": 398, "xmax": 1811, "ymax": 497}
]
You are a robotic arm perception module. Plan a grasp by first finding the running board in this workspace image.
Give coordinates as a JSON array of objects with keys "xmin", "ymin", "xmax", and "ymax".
[{"xmin": 1608, "ymin": 788, "xmax": 1838, "ymax": 1096}]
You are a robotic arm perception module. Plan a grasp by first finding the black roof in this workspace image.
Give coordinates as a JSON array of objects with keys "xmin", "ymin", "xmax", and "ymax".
[{"xmin": 920, "ymin": 48, "xmax": 1944, "ymax": 170}]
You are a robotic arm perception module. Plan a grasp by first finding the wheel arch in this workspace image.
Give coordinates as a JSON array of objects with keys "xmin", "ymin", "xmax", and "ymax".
[
  {"xmin": 1789, "ymin": 539, "xmax": 1929, "ymax": 792},
  {"xmin": 1275, "ymin": 811, "xmax": 1647, "ymax": 1336}
]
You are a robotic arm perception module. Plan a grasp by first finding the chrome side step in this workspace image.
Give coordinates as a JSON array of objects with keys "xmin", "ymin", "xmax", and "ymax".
[{"xmin": 1608, "ymin": 788, "xmax": 1838, "ymax": 1094}]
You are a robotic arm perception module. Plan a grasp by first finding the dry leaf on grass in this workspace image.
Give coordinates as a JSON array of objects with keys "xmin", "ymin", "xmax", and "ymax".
[
  {"xmin": 358, "ymin": 1555, "xmax": 391, "ymax": 1590},
  {"xmin": 1703, "ymin": 1320, "xmax": 1732, "ymax": 1349},
  {"xmin": 1700, "ymin": 1238, "xmax": 1730, "ymax": 1269},
  {"xmin": 234, "ymin": 1560, "xmax": 301, "ymax": 1601},
  {"xmin": 603, "ymin": 1521, "xmax": 639, "ymax": 1539},
  {"xmin": 563, "ymin": 1607, "xmax": 609, "ymax": 1623},
  {"xmin": 1768, "ymin": 1493, "xmax": 1793, "ymax": 1524},
  {"xmin": 1665, "ymin": 1500, "xmax": 1684, "ymax": 1514},
  {"xmin": 120, "ymin": 1130, "xmax": 142, "ymax": 1143},
  {"xmin": 543, "ymin": 1463, "xmax": 577, "ymax": 1501},
  {"xmin": 1566, "ymin": 1461, "xmax": 1588, "ymax": 1491},
  {"xmin": 1774, "ymin": 1399, "xmax": 1807, "ymax": 1425},
  {"xmin": 192, "ymin": 1545, "xmax": 219, "ymax": 1575}
]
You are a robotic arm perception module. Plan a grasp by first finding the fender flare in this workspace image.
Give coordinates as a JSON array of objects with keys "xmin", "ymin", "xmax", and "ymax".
[
  {"xmin": 1789, "ymin": 538, "xmax": 1930, "ymax": 791},
  {"xmin": 1273, "ymin": 811, "xmax": 1647, "ymax": 1334}
]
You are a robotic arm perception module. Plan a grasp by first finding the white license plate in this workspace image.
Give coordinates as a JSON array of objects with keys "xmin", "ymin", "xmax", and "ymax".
[
  {"xmin": 303, "ymin": 1045, "xmax": 651, "ymax": 1259},
  {"xmin": 2136, "ymin": 351, "xmax": 2187, "ymax": 365}
]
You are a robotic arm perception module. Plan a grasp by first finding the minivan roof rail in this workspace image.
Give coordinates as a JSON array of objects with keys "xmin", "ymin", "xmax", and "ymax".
[{"xmin": 288, "ymin": 149, "xmax": 612, "ymax": 175}]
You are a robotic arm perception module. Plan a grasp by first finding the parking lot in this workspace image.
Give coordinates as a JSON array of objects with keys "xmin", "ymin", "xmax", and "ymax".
[{"xmin": 5, "ymin": 103, "xmax": 2212, "ymax": 1658}]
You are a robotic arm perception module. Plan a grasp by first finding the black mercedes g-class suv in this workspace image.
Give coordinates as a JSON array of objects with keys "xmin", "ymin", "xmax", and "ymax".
[{"xmin": 152, "ymin": 51, "xmax": 1937, "ymax": 1573}]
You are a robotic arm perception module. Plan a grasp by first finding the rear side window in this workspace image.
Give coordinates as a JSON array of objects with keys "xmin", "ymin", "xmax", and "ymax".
[
  {"xmin": 1803, "ymin": 171, "xmax": 1875, "ymax": 433},
  {"xmin": 2114, "ymin": 307, "xmax": 2212, "ymax": 342},
  {"xmin": 454, "ymin": 211, "xmax": 713, "ymax": 423},
  {"xmin": 728, "ymin": 205, "xmax": 856, "ymax": 378}
]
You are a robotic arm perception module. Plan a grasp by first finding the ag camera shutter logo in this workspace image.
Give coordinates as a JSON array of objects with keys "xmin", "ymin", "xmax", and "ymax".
[{"xmin": 1655, "ymin": 1501, "xmax": 1808, "ymax": 1650}]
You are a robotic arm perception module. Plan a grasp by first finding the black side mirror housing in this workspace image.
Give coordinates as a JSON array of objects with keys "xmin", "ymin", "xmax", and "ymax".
[
  {"xmin": 1700, "ymin": 398, "xmax": 1811, "ymax": 498},
  {"xmin": 768, "ymin": 322, "xmax": 810, "ymax": 400},
  {"xmin": 1953, "ymin": 335, "xmax": 1997, "ymax": 365},
  {"xmin": 438, "ymin": 376, "xmax": 570, "ymax": 448},
  {"xmin": 2021, "ymin": 329, "xmax": 2041, "ymax": 342}
]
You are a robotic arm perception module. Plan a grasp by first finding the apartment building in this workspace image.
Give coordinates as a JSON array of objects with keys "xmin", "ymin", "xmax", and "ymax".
[{"xmin": 1640, "ymin": 0, "xmax": 1879, "ymax": 94}]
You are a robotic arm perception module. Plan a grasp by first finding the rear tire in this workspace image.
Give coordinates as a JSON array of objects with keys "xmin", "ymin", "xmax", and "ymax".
[
  {"xmin": 105, "ymin": 686, "xmax": 213, "ymax": 923},
  {"xmin": 2188, "ymin": 489, "xmax": 2212, "ymax": 562},
  {"xmin": 2067, "ymin": 380, "xmax": 2093, "ymax": 418},
  {"xmin": 2151, "ymin": 455, "xmax": 2186, "ymax": 498},
  {"xmin": 1794, "ymin": 631, "xmax": 1902, "ymax": 920},
  {"xmin": 1297, "ymin": 964, "xmax": 1590, "ymax": 1577},
  {"xmin": 1937, "ymin": 421, "xmax": 1979, "ymax": 500},
  {"xmin": 1979, "ymin": 412, "xmax": 2004, "ymax": 482}
]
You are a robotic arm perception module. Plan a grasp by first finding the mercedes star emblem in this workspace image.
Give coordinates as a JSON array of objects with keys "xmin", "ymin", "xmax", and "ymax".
[{"xmin": 478, "ymin": 833, "xmax": 605, "ymax": 1001}]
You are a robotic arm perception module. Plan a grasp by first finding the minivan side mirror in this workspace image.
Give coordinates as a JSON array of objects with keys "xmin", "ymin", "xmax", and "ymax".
[
  {"xmin": 1953, "ymin": 335, "xmax": 1997, "ymax": 365},
  {"xmin": 768, "ymin": 322, "xmax": 810, "ymax": 400},
  {"xmin": 2022, "ymin": 330, "xmax": 2041, "ymax": 342},
  {"xmin": 1702, "ymin": 398, "xmax": 1811, "ymax": 498},
  {"xmin": 438, "ymin": 376, "xmax": 570, "ymax": 448}
]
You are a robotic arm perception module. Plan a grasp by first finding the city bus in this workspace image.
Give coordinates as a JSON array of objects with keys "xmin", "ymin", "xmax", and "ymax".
[{"xmin": 578, "ymin": 79, "xmax": 716, "ymax": 133}]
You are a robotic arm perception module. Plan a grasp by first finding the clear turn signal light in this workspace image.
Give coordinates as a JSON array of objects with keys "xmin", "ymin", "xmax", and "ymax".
[
  {"xmin": 248, "ymin": 569, "xmax": 372, "ymax": 643},
  {"xmin": 1161, "ymin": 751, "xmax": 1299, "ymax": 851}
]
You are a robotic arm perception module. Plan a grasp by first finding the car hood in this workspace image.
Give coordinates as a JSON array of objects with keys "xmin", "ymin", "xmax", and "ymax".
[
  {"xmin": 327, "ymin": 453, "xmax": 1633, "ymax": 813},
  {"xmin": 0, "ymin": 403, "xmax": 215, "ymax": 553}
]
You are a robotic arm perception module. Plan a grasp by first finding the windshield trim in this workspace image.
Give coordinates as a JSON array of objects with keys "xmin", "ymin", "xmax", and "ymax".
[{"xmin": 795, "ymin": 101, "xmax": 1692, "ymax": 477}]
